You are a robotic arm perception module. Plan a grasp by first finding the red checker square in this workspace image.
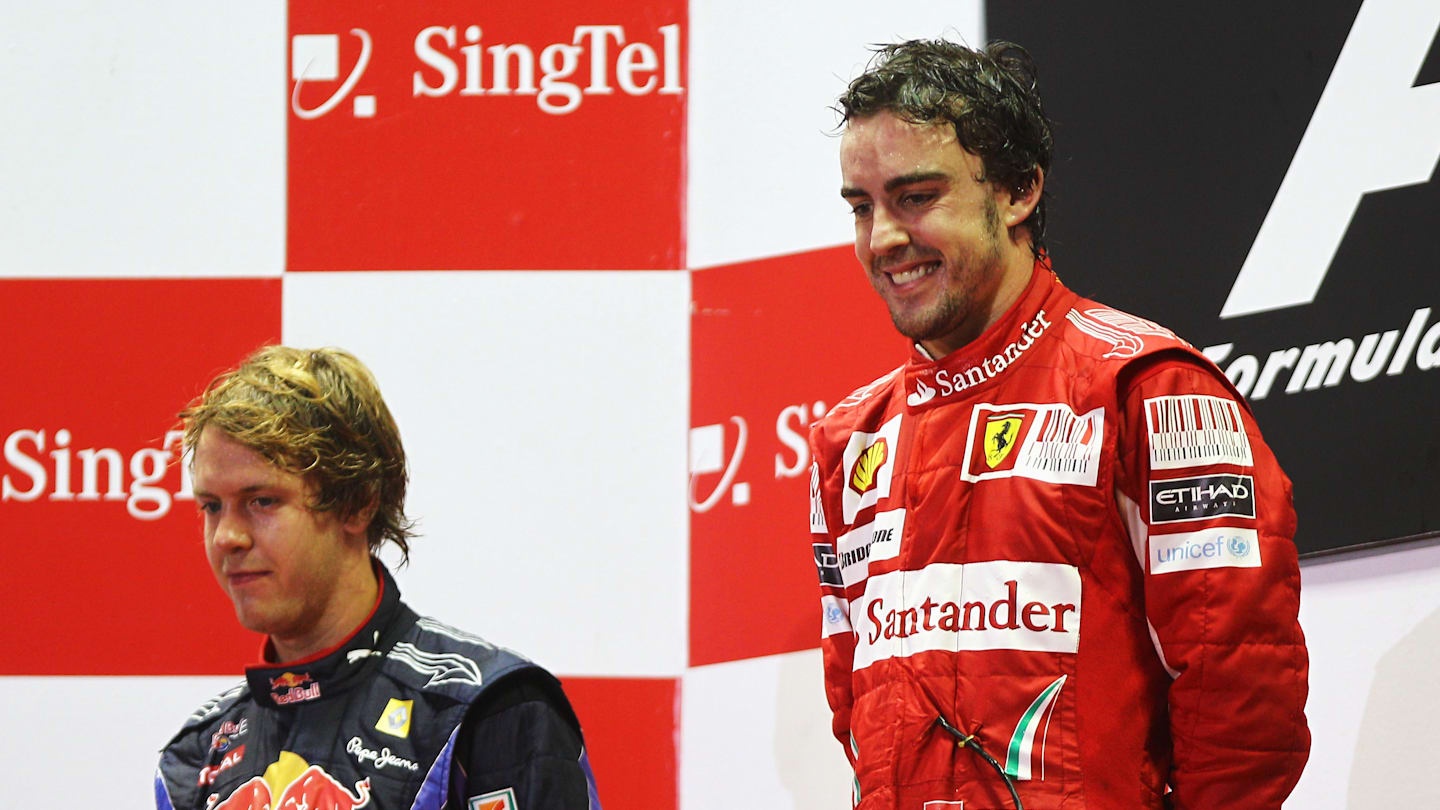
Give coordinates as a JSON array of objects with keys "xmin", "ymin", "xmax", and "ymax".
[
  {"xmin": 559, "ymin": 676, "xmax": 677, "ymax": 810},
  {"xmin": 689, "ymin": 246, "xmax": 906, "ymax": 666},
  {"xmin": 287, "ymin": 1, "xmax": 686, "ymax": 271},
  {"xmin": 0, "ymin": 278, "xmax": 280, "ymax": 675}
]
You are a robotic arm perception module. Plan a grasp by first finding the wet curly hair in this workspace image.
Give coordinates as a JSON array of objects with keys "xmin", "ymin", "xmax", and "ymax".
[
  {"xmin": 180, "ymin": 345, "xmax": 415, "ymax": 562},
  {"xmin": 837, "ymin": 39, "xmax": 1055, "ymax": 257}
]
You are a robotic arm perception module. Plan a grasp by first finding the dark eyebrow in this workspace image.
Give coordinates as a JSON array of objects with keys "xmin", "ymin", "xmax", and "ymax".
[
  {"xmin": 191, "ymin": 484, "xmax": 274, "ymax": 499},
  {"xmin": 840, "ymin": 171, "xmax": 949, "ymax": 199}
]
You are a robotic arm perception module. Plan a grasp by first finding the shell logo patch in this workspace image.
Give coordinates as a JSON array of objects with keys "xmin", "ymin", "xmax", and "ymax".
[
  {"xmin": 848, "ymin": 438, "xmax": 889, "ymax": 495},
  {"xmin": 841, "ymin": 413, "xmax": 903, "ymax": 524},
  {"xmin": 469, "ymin": 786, "xmax": 519, "ymax": 810},
  {"xmin": 375, "ymin": 698, "xmax": 413, "ymax": 739}
]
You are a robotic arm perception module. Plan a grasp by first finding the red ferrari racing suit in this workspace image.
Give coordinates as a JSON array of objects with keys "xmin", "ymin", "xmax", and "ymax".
[{"xmin": 808, "ymin": 262, "xmax": 1309, "ymax": 809}]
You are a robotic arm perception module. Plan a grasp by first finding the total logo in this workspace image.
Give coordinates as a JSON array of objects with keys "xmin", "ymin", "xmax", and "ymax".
[
  {"xmin": 688, "ymin": 400, "xmax": 827, "ymax": 513},
  {"xmin": 292, "ymin": 23, "xmax": 683, "ymax": 119},
  {"xmin": 1, "ymin": 428, "xmax": 192, "ymax": 520}
]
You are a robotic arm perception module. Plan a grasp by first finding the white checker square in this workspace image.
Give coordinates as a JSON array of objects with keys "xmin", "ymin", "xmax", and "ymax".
[
  {"xmin": 283, "ymin": 270, "xmax": 690, "ymax": 677},
  {"xmin": 689, "ymin": 424, "xmax": 726, "ymax": 474},
  {"xmin": 291, "ymin": 34, "xmax": 339, "ymax": 81}
]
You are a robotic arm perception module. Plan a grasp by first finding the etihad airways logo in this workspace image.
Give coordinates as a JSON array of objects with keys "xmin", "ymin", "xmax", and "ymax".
[
  {"xmin": 291, "ymin": 23, "xmax": 683, "ymax": 119},
  {"xmin": 851, "ymin": 560, "xmax": 1081, "ymax": 670},
  {"xmin": 906, "ymin": 310, "xmax": 1051, "ymax": 408}
]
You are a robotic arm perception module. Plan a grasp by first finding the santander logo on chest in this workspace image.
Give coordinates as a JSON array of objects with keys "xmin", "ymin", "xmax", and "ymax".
[{"xmin": 905, "ymin": 309, "xmax": 1053, "ymax": 410}]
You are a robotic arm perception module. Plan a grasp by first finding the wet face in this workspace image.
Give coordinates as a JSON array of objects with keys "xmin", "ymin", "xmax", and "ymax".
[
  {"xmin": 193, "ymin": 426, "xmax": 373, "ymax": 657},
  {"xmin": 840, "ymin": 112, "xmax": 1017, "ymax": 357}
]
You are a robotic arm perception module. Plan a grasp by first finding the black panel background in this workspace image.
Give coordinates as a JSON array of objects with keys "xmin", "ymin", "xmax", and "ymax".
[{"xmin": 985, "ymin": 3, "xmax": 1440, "ymax": 555}]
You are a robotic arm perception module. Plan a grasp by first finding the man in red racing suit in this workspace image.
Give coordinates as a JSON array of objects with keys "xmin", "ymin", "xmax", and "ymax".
[{"xmin": 811, "ymin": 39, "xmax": 1308, "ymax": 809}]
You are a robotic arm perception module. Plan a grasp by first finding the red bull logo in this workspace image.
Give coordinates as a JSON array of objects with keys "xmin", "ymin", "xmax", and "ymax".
[
  {"xmin": 206, "ymin": 755, "xmax": 371, "ymax": 810},
  {"xmin": 269, "ymin": 672, "xmax": 322, "ymax": 705},
  {"xmin": 268, "ymin": 672, "xmax": 313, "ymax": 691}
]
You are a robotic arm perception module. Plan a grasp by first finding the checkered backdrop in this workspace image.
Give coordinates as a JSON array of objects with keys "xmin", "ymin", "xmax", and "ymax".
[{"xmin": 4, "ymin": 2, "xmax": 1439, "ymax": 808}]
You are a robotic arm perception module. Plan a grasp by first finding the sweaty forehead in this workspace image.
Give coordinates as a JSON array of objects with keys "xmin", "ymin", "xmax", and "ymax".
[
  {"xmin": 192, "ymin": 425, "xmax": 301, "ymax": 491},
  {"xmin": 840, "ymin": 113, "xmax": 967, "ymax": 187}
]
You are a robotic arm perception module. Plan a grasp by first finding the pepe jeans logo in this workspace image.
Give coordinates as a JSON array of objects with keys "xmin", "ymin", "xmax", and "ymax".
[{"xmin": 346, "ymin": 737, "xmax": 419, "ymax": 772}]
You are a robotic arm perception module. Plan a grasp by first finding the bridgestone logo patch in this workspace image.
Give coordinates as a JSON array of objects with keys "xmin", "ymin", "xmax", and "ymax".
[
  {"xmin": 836, "ymin": 509, "xmax": 905, "ymax": 587},
  {"xmin": 1144, "ymin": 395, "xmax": 1252, "ymax": 470}
]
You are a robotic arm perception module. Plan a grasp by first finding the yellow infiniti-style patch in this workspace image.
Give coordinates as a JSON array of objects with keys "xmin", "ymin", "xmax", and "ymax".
[
  {"xmin": 849, "ymin": 438, "xmax": 889, "ymax": 494},
  {"xmin": 984, "ymin": 414, "xmax": 1024, "ymax": 468},
  {"xmin": 375, "ymin": 698, "xmax": 414, "ymax": 739}
]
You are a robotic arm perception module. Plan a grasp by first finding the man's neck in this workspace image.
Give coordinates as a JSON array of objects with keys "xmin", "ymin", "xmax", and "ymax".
[
  {"xmin": 269, "ymin": 559, "xmax": 380, "ymax": 664},
  {"xmin": 919, "ymin": 248, "xmax": 1038, "ymax": 360}
]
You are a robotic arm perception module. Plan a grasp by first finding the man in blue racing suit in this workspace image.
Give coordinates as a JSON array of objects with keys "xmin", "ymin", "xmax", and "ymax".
[{"xmin": 155, "ymin": 345, "xmax": 601, "ymax": 810}]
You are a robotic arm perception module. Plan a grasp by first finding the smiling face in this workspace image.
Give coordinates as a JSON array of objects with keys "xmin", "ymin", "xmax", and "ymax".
[
  {"xmin": 193, "ymin": 425, "xmax": 377, "ymax": 662},
  {"xmin": 840, "ymin": 111, "xmax": 1040, "ymax": 358}
]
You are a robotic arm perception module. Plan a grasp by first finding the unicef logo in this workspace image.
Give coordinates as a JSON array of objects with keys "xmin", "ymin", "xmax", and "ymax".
[
  {"xmin": 1227, "ymin": 535, "xmax": 1251, "ymax": 557},
  {"xmin": 825, "ymin": 603, "xmax": 844, "ymax": 625}
]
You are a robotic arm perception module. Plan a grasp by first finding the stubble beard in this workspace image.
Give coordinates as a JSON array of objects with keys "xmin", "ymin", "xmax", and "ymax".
[{"xmin": 885, "ymin": 199, "xmax": 1005, "ymax": 346}]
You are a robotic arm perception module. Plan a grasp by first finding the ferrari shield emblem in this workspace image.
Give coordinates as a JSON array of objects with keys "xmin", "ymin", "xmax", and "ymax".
[{"xmin": 984, "ymin": 414, "xmax": 1024, "ymax": 468}]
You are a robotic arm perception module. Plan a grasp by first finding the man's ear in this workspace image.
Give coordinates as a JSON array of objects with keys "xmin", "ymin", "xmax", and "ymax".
[
  {"xmin": 1000, "ymin": 166, "xmax": 1044, "ymax": 232},
  {"xmin": 343, "ymin": 495, "xmax": 379, "ymax": 540}
]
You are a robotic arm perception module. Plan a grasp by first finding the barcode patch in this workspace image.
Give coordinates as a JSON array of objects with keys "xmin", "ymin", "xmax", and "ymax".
[
  {"xmin": 1018, "ymin": 408, "xmax": 1099, "ymax": 475},
  {"xmin": 1145, "ymin": 395, "xmax": 1252, "ymax": 470}
]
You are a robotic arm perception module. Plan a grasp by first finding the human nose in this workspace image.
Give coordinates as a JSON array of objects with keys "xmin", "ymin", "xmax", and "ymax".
[
  {"xmin": 869, "ymin": 205, "xmax": 909, "ymax": 256},
  {"xmin": 210, "ymin": 506, "xmax": 251, "ymax": 552}
]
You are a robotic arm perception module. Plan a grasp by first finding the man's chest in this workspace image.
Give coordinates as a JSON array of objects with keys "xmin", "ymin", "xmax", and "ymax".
[{"xmin": 189, "ymin": 690, "xmax": 455, "ymax": 810}]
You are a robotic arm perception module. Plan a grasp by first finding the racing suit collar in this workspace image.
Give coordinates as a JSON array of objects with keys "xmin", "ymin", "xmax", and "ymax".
[
  {"xmin": 902, "ymin": 257, "xmax": 1069, "ymax": 411},
  {"xmin": 245, "ymin": 561, "xmax": 402, "ymax": 709}
]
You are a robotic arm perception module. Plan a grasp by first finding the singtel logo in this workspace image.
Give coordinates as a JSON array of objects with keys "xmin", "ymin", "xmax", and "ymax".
[
  {"xmin": 293, "ymin": 23, "xmax": 684, "ymax": 119},
  {"xmin": 1, "ymin": 428, "xmax": 193, "ymax": 520}
]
